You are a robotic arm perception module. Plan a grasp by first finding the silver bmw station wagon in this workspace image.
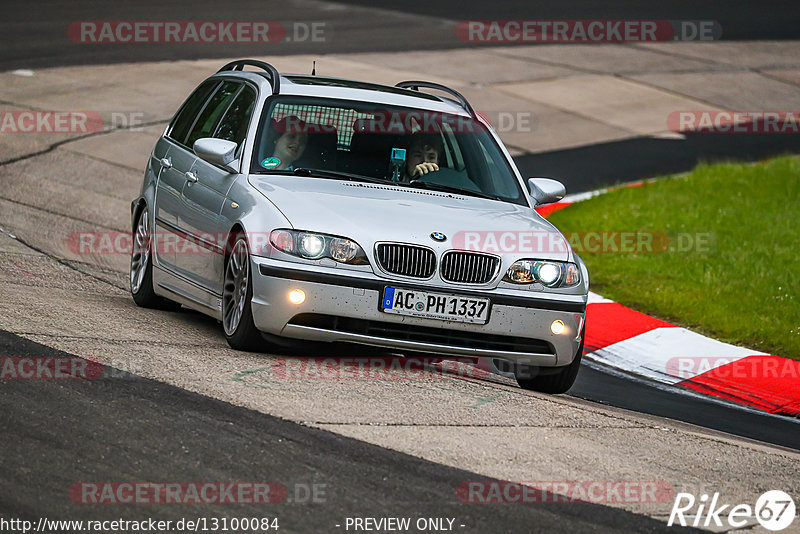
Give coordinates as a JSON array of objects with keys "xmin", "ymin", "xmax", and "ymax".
[{"xmin": 130, "ymin": 59, "xmax": 589, "ymax": 393}]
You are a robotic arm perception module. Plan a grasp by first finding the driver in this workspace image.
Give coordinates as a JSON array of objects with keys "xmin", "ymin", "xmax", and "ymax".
[
  {"xmin": 404, "ymin": 133, "xmax": 444, "ymax": 180},
  {"xmin": 262, "ymin": 116, "xmax": 308, "ymax": 171}
]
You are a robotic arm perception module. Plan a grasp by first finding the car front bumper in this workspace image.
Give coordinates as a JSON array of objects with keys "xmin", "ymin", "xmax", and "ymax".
[{"xmin": 251, "ymin": 258, "xmax": 586, "ymax": 367}]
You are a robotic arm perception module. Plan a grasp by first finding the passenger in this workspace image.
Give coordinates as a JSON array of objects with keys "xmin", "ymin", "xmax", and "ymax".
[
  {"xmin": 404, "ymin": 133, "xmax": 444, "ymax": 180},
  {"xmin": 262, "ymin": 116, "xmax": 308, "ymax": 171}
]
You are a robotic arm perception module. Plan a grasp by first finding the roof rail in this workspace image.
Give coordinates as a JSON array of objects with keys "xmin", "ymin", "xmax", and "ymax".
[
  {"xmin": 217, "ymin": 59, "xmax": 281, "ymax": 95},
  {"xmin": 395, "ymin": 81, "xmax": 476, "ymax": 119}
]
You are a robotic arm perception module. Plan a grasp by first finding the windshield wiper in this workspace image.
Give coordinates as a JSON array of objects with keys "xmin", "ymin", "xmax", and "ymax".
[
  {"xmin": 292, "ymin": 168, "xmax": 392, "ymax": 184},
  {"xmin": 405, "ymin": 180, "xmax": 501, "ymax": 201}
]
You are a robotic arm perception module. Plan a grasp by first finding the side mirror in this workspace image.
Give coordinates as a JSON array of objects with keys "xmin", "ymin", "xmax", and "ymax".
[
  {"xmin": 193, "ymin": 138, "xmax": 239, "ymax": 173},
  {"xmin": 528, "ymin": 178, "xmax": 566, "ymax": 206}
]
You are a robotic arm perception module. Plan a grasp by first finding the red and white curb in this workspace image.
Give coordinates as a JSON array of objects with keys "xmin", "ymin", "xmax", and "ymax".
[
  {"xmin": 583, "ymin": 292, "xmax": 800, "ymax": 416},
  {"xmin": 537, "ymin": 184, "xmax": 800, "ymax": 417}
]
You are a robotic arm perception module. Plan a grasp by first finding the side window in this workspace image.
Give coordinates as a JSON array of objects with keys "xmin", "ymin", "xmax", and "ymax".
[
  {"xmin": 185, "ymin": 81, "xmax": 241, "ymax": 149},
  {"xmin": 167, "ymin": 80, "xmax": 219, "ymax": 145},
  {"xmin": 213, "ymin": 86, "xmax": 257, "ymax": 150}
]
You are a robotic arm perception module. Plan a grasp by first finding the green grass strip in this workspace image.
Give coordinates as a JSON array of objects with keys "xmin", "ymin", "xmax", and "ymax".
[{"xmin": 549, "ymin": 155, "xmax": 800, "ymax": 360}]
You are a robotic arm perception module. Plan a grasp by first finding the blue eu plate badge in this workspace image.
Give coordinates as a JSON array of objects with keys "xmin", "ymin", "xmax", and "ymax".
[{"xmin": 383, "ymin": 287, "xmax": 395, "ymax": 309}]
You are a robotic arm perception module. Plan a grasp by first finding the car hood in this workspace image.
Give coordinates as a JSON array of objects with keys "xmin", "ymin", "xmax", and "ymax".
[{"xmin": 250, "ymin": 175, "xmax": 570, "ymax": 261}]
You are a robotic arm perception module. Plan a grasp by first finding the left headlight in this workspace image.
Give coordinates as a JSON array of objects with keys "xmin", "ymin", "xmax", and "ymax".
[
  {"xmin": 504, "ymin": 259, "xmax": 580, "ymax": 287},
  {"xmin": 270, "ymin": 229, "xmax": 369, "ymax": 265}
]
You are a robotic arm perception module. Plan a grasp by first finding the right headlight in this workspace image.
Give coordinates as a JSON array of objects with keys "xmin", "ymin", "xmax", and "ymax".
[
  {"xmin": 504, "ymin": 259, "xmax": 580, "ymax": 287},
  {"xmin": 270, "ymin": 229, "xmax": 369, "ymax": 265}
]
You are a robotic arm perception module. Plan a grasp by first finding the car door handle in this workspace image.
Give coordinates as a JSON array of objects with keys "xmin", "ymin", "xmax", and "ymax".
[
  {"xmin": 185, "ymin": 171, "xmax": 198, "ymax": 183},
  {"xmin": 159, "ymin": 157, "xmax": 172, "ymax": 169}
]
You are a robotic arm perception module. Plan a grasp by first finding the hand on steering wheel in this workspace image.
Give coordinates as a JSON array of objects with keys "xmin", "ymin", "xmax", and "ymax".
[{"xmin": 410, "ymin": 162, "xmax": 439, "ymax": 178}]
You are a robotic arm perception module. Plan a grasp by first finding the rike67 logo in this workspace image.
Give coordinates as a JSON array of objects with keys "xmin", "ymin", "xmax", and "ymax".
[{"xmin": 668, "ymin": 490, "xmax": 795, "ymax": 531}]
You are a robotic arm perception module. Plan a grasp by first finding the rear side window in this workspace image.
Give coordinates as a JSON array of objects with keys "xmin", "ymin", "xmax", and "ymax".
[
  {"xmin": 167, "ymin": 80, "xmax": 219, "ymax": 146},
  {"xmin": 185, "ymin": 81, "xmax": 241, "ymax": 148},
  {"xmin": 213, "ymin": 86, "xmax": 257, "ymax": 149}
]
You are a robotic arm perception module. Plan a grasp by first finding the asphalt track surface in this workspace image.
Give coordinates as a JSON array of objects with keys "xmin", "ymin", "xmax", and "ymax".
[
  {"xmin": 334, "ymin": 0, "xmax": 800, "ymax": 41},
  {"xmin": 1, "ymin": 0, "xmax": 798, "ymax": 72},
  {"xmin": 573, "ymin": 365, "xmax": 800, "ymax": 451},
  {"xmin": 3, "ymin": 1, "xmax": 799, "ymax": 193},
  {"xmin": 0, "ymin": 330, "xmax": 697, "ymax": 533},
  {"xmin": 2, "ymin": 0, "xmax": 800, "ymax": 530},
  {"xmin": 515, "ymin": 133, "xmax": 800, "ymax": 194}
]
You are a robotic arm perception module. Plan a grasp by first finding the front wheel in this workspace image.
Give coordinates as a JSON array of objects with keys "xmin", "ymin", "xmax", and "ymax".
[
  {"xmin": 514, "ymin": 326, "xmax": 585, "ymax": 394},
  {"xmin": 222, "ymin": 235, "xmax": 264, "ymax": 351}
]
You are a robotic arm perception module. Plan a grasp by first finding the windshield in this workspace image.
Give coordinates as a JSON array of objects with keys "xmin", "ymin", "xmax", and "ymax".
[{"xmin": 250, "ymin": 96, "xmax": 527, "ymax": 205}]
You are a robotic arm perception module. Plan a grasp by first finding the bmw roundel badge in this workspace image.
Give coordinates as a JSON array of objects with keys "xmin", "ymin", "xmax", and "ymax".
[{"xmin": 430, "ymin": 232, "xmax": 447, "ymax": 242}]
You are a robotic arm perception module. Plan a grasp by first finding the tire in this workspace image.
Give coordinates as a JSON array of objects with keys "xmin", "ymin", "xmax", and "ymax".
[
  {"xmin": 222, "ymin": 234, "xmax": 264, "ymax": 351},
  {"xmin": 130, "ymin": 205, "xmax": 180, "ymax": 310},
  {"xmin": 514, "ymin": 326, "xmax": 585, "ymax": 394}
]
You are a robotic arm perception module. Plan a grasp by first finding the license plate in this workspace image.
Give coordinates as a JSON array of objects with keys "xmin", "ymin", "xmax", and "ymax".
[{"xmin": 380, "ymin": 287, "xmax": 491, "ymax": 324}]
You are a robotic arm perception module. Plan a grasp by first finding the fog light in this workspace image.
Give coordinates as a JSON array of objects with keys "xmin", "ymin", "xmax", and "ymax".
[
  {"xmin": 550, "ymin": 320, "xmax": 565, "ymax": 335},
  {"xmin": 288, "ymin": 289, "xmax": 306, "ymax": 305}
]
